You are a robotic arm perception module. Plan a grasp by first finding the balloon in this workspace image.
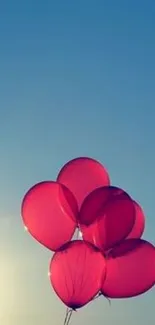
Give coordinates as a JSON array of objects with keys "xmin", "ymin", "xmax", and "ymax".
[
  {"xmin": 79, "ymin": 186, "xmax": 123, "ymax": 225},
  {"xmin": 49, "ymin": 240, "xmax": 106, "ymax": 309},
  {"xmin": 57, "ymin": 157, "xmax": 110, "ymax": 209},
  {"xmin": 21, "ymin": 181, "xmax": 78, "ymax": 251},
  {"xmin": 80, "ymin": 187, "xmax": 135, "ymax": 251},
  {"xmin": 127, "ymin": 201, "xmax": 145, "ymax": 239},
  {"xmin": 101, "ymin": 239, "xmax": 155, "ymax": 298}
]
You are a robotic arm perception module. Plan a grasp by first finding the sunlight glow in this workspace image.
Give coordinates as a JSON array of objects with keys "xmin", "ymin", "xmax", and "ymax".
[
  {"xmin": 48, "ymin": 271, "xmax": 51, "ymax": 277},
  {"xmin": 78, "ymin": 230, "xmax": 83, "ymax": 239},
  {"xmin": 24, "ymin": 225, "xmax": 28, "ymax": 231},
  {"xmin": 0, "ymin": 252, "xmax": 17, "ymax": 318}
]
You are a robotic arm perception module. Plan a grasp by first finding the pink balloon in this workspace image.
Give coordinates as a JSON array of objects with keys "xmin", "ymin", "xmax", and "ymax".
[
  {"xmin": 21, "ymin": 181, "xmax": 78, "ymax": 251},
  {"xmin": 50, "ymin": 240, "xmax": 106, "ymax": 309},
  {"xmin": 57, "ymin": 157, "xmax": 110, "ymax": 209},
  {"xmin": 79, "ymin": 186, "xmax": 123, "ymax": 225},
  {"xmin": 101, "ymin": 239, "xmax": 155, "ymax": 298},
  {"xmin": 80, "ymin": 187, "xmax": 135, "ymax": 251},
  {"xmin": 127, "ymin": 201, "xmax": 145, "ymax": 239}
]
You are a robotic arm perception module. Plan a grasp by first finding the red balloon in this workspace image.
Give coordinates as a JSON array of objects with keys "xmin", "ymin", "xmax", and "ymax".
[
  {"xmin": 49, "ymin": 240, "xmax": 106, "ymax": 309},
  {"xmin": 80, "ymin": 187, "xmax": 135, "ymax": 251},
  {"xmin": 21, "ymin": 181, "xmax": 78, "ymax": 251},
  {"xmin": 79, "ymin": 186, "xmax": 123, "ymax": 225},
  {"xmin": 57, "ymin": 157, "xmax": 110, "ymax": 209},
  {"xmin": 127, "ymin": 201, "xmax": 145, "ymax": 239},
  {"xmin": 101, "ymin": 239, "xmax": 155, "ymax": 298}
]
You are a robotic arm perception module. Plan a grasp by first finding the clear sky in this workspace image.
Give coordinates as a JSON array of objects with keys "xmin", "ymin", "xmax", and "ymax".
[{"xmin": 0, "ymin": 1, "xmax": 155, "ymax": 324}]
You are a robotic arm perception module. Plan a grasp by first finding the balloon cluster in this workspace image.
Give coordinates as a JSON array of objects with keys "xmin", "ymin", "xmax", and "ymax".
[{"xmin": 21, "ymin": 157, "xmax": 155, "ymax": 323}]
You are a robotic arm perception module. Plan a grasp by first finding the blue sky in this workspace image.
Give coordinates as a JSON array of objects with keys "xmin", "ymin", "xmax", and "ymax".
[{"xmin": 0, "ymin": 1, "xmax": 155, "ymax": 324}]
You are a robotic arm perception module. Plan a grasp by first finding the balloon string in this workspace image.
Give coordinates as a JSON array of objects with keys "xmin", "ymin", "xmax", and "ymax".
[
  {"xmin": 63, "ymin": 308, "xmax": 73, "ymax": 325},
  {"xmin": 92, "ymin": 292, "xmax": 111, "ymax": 306},
  {"xmin": 63, "ymin": 308, "xmax": 69, "ymax": 325},
  {"xmin": 105, "ymin": 296, "xmax": 111, "ymax": 306},
  {"xmin": 66, "ymin": 310, "xmax": 73, "ymax": 325},
  {"xmin": 63, "ymin": 227, "xmax": 78, "ymax": 325},
  {"xmin": 92, "ymin": 292, "xmax": 102, "ymax": 301}
]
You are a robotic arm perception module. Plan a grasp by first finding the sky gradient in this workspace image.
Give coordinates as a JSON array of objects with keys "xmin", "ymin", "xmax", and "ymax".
[{"xmin": 0, "ymin": 1, "xmax": 155, "ymax": 324}]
